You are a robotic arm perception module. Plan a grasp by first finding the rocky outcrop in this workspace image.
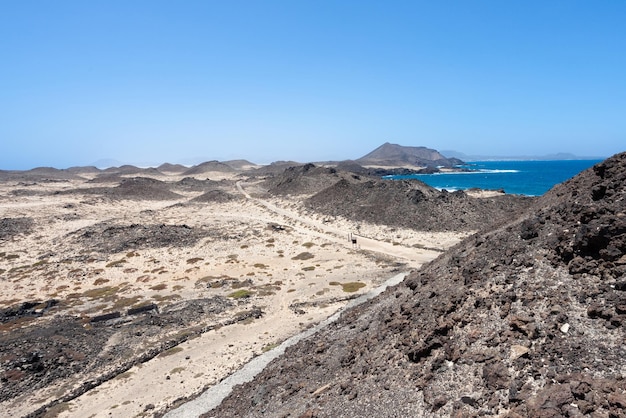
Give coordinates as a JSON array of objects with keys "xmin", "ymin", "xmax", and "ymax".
[
  {"xmin": 306, "ymin": 177, "xmax": 532, "ymax": 231},
  {"xmin": 208, "ymin": 153, "xmax": 626, "ymax": 417}
]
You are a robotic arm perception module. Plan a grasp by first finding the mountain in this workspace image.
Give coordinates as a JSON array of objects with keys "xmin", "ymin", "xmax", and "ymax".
[
  {"xmin": 357, "ymin": 143, "xmax": 463, "ymax": 168},
  {"xmin": 208, "ymin": 152, "xmax": 626, "ymax": 417}
]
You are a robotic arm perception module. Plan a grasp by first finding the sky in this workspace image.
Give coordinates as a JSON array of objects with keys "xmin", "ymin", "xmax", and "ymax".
[{"xmin": 1, "ymin": 1, "xmax": 625, "ymax": 169}]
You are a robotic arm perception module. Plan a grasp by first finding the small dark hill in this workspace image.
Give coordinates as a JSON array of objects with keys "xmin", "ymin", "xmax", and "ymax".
[
  {"xmin": 358, "ymin": 142, "xmax": 463, "ymax": 168},
  {"xmin": 65, "ymin": 177, "xmax": 182, "ymax": 200},
  {"xmin": 173, "ymin": 177, "xmax": 221, "ymax": 192},
  {"xmin": 69, "ymin": 222, "xmax": 212, "ymax": 254},
  {"xmin": 183, "ymin": 161, "xmax": 235, "ymax": 176},
  {"xmin": 157, "ymin": 163, "xmax": 188, "ymax": 173},
  {"xmin": 191, "ymin": 190, "xmax": 240, "ymax": 203},
  {"xmin": 246, "ymin": 161, "xmax": 304, "ymax": 177},
  {"xmin": 110, "ymin": 177, "xmax": 181, "ymax": 200},
  {"xmin": 0, "ymin": 167, "xmax": 80, "ymax": 181},
  {"xmin": 306, "ymin": 178, "xmax": 532, "ymax": 231},
  {"xmin": 103, "ymin": 165, "xmax": 150, "ymax": 175},
  {"xmin": 333, "ymin": 160, "xmax": 370, "ymax": 175},
  {"xmin": 209, "ymin": 153, "xmax": 626, "ymax": 418},
  {"xmin": 263, "ymin": 164, "xmax": 368, "ymax": 196},
  {"xmin": 66, "ymin": 166, "xmax": 101, "ymax": 175},
  {"xmin": 222, "ymin": 159, "xmax": 261, "ymax": 171}
]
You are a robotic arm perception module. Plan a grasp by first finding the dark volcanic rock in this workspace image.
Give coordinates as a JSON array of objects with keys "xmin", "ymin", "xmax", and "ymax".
[
  {"xmin": 0, "ymin": 217, "xmax": 34, "ymax": 240},
  {"xmin": 173, "ymin": 177, "xmax": 220, "ymax": 192},
  {"xmin": 0, "ymin": 298, "xmax": 233, "ymax": 408},
  {"xmin": 207, "ymin": 153, "xmax": 626, "ymax": 417},
  {"xmin": 65, "ymin": 177, "xmax": 182, "ymax": 200},
  {"xmin": 69, "ymin": 222, "xmax": 212, "ymax": 254},
  {"xmin": 306, "ymin": 178, "xmax": 532, "ymax": 231},
  {"xmin": 191, "ymin": 190, "xmax": 240, "ymax": 203},
  {"xmin": 263, "ymin": 163, "xmax": 367, "ymax": 196}
]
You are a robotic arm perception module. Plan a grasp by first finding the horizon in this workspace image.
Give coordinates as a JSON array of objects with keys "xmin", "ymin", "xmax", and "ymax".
[
  {"xmin": 2, "ymin": 1, "xmax": 625, "ymax": 170},
  {"xmin": 2, "ymin": 145, "xmax": 609, "ymax": 171}
]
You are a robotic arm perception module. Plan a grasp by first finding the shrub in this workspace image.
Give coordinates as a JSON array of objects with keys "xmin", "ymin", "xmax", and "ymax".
[
  {"xmin": 292, "ymin": 252, "xmax": 314, "ymax": 261},
  {"xmin": 341, "ymin": 282, "xmax": 366, "ymax": 292},
  {"xmin": 228, "ymin": 289, "xmax": 253, "ymax": 299}
]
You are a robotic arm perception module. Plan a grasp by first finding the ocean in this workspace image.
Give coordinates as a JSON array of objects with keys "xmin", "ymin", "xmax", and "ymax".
[{"xmin": 385, "ymin": 159, "xmax": 603, "ymax": 196}]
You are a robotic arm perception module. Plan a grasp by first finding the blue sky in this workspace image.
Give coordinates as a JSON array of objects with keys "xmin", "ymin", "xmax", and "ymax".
[{"xmin": 1, "ymin": 1, "xmax": 625, "ymax": 169}]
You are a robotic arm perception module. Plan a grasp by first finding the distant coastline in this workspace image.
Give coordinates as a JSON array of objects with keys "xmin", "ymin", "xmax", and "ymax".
[
  {"xmin": 386, "ymin": 159, "xmax": 602, "ymax": 196},
  {"xmin": 441, "ymin": 150, "xmax": 606, "ymax": 162}
]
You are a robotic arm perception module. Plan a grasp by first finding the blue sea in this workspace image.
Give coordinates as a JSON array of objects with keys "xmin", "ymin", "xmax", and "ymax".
[{"xmin": 386, "ymin": 160, "xmax": 603, "ymax": 196}]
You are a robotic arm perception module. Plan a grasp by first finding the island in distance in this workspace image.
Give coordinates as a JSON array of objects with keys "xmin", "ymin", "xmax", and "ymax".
[{"xmin": 0, "ymin": 143, "xmax": 623, "ymax": 418}]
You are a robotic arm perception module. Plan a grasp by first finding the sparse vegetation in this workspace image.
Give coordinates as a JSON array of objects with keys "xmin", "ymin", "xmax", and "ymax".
[
  {"xmin": 159, "ymin": 347, "xmax": 184, "ymax": 357},
  {"xmin": 106, "ymin": 259, "xmax": 126, "ymax": 268},
  {"xmin": 41, "ymin": 401, "xmax": 70, "ymax": 417},
  {"xmin": 228, "ymin": 289, "xmax": 253, "ymax": 299},
  {"xmin": 150, "ymin": 283, "xmax": 167, "ymax": 291},
  {"xmin": 291, "ymin": 252, "xmax": 314, "ymax": 260},
  {"xmin": 262, "ymin": 342, "xmax": 280, "ymax": 352},
  {"xmin": 341, "ymin": 282, "xmax": 366, "ymax": 292}
]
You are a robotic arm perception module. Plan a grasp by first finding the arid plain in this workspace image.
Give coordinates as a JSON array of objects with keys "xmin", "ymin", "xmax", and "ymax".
[{"xmin": 0, "ymin": 162, "xmax": 475, "ymax": 417}]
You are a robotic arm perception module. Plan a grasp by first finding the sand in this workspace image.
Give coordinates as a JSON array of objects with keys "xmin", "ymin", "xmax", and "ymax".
[{"xmin": 0, "ymin": 171, "xmax": 469, "ymax": 417}]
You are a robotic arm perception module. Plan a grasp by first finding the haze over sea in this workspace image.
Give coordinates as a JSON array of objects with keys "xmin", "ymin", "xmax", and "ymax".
[{"xmin": 388, "ymin": 160, "xmax": 603, "ymax": 196}]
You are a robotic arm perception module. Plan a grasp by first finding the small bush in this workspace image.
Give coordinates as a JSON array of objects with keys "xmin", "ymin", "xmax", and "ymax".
[
  {"xmin": 228, "ymin": 289, "xmax": 253, "ymax": 299},
  {"xmin": 106, "ymin": 259, "xmax": 126, "ymax": 268},
  {"xmin": 262, "ymin": 343, "xmax": 279, "ymax": 352},
  {"xmin": 302, "ymin": 242, "xmax": 315, "ymax": 249},
  {"xmin": 292, "ymin": 252, "xmax": 314, "ymax": 261},
  {"xmin": 341, "ymin": 282, "xmax": 366, "ymax": 292}
]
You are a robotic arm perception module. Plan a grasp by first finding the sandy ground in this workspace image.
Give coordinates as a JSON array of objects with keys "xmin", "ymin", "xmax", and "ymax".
[{"xmin": 0, "ymin": 171, "xmax": 469, "ymax": 417}]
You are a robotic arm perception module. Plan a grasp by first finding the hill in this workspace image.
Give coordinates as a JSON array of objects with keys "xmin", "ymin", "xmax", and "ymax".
[
  {"xmin": 208, "ymin": 152, "xmax": 626, "ymax": 417},
  {"xmin": 262, "ymin": 164, "xmax": 367, "ymax": 196},
  {"xmin": 306, "ymin": 178, "xmax": 531, "ymax": 231},
  {"xmin": 357, "ymin": 142, "xmax": 463, "ymax": 168},
  {"xmin": 182, "ymin": 161, "xmax": 235, "ymax": 176}
]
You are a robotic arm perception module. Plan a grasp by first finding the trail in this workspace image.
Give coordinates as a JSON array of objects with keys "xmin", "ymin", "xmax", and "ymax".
[{"xmin": 235, "ymin": 181, "xmax": 441, "ymax": 266}]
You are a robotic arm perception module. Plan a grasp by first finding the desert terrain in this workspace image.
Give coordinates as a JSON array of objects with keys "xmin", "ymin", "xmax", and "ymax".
[
  {"xmin": 0, "ymin": 160, "xmax": 531, "ymax": 417},
  {"xmin": 208, "ymin": 153, "xmax": 626, "ymax": 417}
]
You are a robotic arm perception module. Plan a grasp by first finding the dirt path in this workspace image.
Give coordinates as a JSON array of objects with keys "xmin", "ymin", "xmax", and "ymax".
[{"xmin": 235, "ymin": 181, "xmax": 441, "ymax": 266}]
